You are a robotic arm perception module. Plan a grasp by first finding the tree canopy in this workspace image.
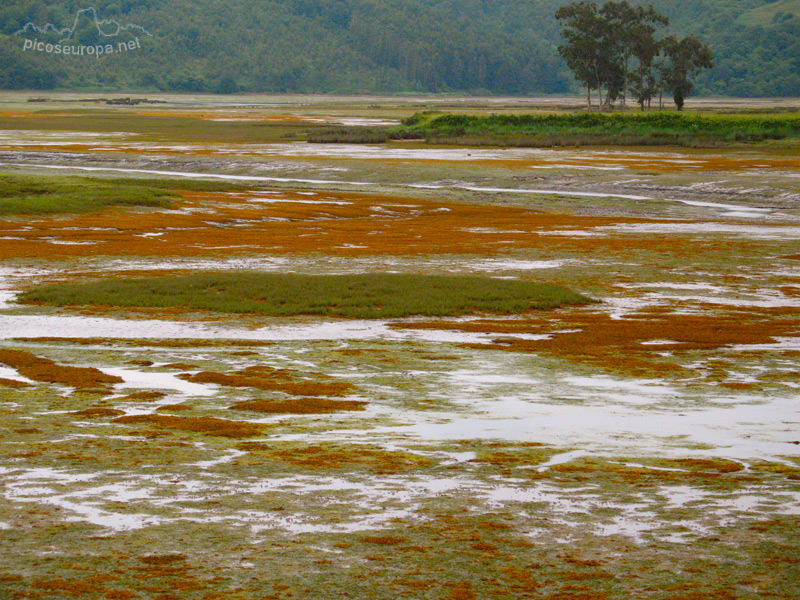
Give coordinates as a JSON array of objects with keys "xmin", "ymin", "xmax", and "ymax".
[
  {"xmin": 556, "ymin": 0, "xmax": 713, "ymax": 110},
  {"xmin": 0, "ymin": 0, "xmax": 790, "ymax": 97}
]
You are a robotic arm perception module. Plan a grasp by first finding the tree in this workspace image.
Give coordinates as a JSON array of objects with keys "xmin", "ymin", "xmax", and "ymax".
[
  {"xmin": 556, "ymin": 1, "xmax": 669, "ymax": 110},
  {"xmin": 555, "ymin": 1, "xmax": 615, "ymax": 110},
  {"xmin": 661, "ymin": 35, "xmax": 714, "ymax": 110},
  {"xmin": 600, "ymin": 1, "xmax": 667, "ymax": 107}
]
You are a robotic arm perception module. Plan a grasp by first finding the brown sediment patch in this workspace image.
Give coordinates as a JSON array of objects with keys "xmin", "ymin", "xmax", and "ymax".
[
  {"xmin": 249, "ymin": 443, "xmax": 433, "ymax": 472},
  {"xmin": 229, "ymin": 397, "xmax": 366, "ymax": 414},
  {"xmin": 0, "ymin": 349, "xmax": 123, "ymax": 388},
  {"xmin": 161, "ymin": 363, "xmax": 199, "ymax": 370},
  {"xmin": 0, "ymin": 377, "xmax": 31, "ymax": 388},
  {"xmin": 394, "ymin": 305, "xmax": 799, "ymax": 379},
  {"xmin": 783, "ymin": 254, "xmax": 800, "ymax": 260},
  {"xmin": 179, "ymin": 367, "xmax": 357, "ymax": 397},
  {"xmin": 72, "ymin": 407, "xmax": 126, "ymax": 418},
  {"xmin": 111, "ymin": 414, "xmax": 265, "ymax": 438}
]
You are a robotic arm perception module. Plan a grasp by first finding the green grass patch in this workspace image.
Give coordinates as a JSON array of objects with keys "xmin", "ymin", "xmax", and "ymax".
[
  {"xmin": 19, "ymin": 272, "xmax": 594, "ymax": 318},
  {"xmin": 0, "ymin": 173, "xmax": 180, "ymax": 215},
  {"xmin": 394, "ymin": 111, "xmax": 800, "ymax": 147}
]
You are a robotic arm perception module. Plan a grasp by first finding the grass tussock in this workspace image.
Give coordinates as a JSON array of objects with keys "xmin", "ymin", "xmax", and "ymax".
[
  {"xmin": 0, "ymin": 349, "xmax": 123, "ymax": 388},
  {"xmin": 0, "ymin": 173, "xmax": 178, "ymax": 215},
  {"xmin": 395, "ymin": 111, "xmax": 800, "ymax": 147},
  {"xmin": 19, "ymin": 272, "xmax": 593, "ymax": 318}
]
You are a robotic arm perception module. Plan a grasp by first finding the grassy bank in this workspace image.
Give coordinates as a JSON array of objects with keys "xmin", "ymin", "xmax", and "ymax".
[
  {"xmin": 19, "ymin": 272, "xmax": 594, "ymax": 318},
  {"xmin": 0, "ymin": 173, "xmax": 178, "ymax": 215},
  {"xmin": 0, "ymin": 173, "xmax": 258, "ymax": 216},
  {"xmin": 311, "ymin": 111, "xmax": 800, "ymax": 147}
]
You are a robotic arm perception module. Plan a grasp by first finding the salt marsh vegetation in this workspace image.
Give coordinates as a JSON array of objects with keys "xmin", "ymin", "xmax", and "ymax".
[{"xmin": 0, "ymin": 93, "xmax": 798, "ymax": 599}]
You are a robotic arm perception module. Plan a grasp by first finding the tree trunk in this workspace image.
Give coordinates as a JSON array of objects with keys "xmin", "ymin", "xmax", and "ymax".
[{"xmin": 587, "ymin": 85, "xmax": 592, "ymax": 110}]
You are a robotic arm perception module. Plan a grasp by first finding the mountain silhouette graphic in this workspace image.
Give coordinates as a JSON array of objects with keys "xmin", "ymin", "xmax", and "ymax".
[{"xmin": 15, "ymin": 7, "xmax": 151, "ymax": 43}]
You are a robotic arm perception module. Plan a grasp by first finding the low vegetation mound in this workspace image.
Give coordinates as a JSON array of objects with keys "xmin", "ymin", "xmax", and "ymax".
[
  {"xmin": 19, "ymin": 272, "xmax": 593, "ymax": 318},
  {"xmin": 112, "ymin": 414, "xmax": 265, "ymax": 438},
  {"xmin": 0, "ymin": 349, "xmax": 123, "ymax": 388},
  {"xmin": 0, "ymin": 174, "xmax": 178, "ymax": 215},
  {"xmin": 386, "ymin": 111, "xmax": 800, "ymax": 147}
]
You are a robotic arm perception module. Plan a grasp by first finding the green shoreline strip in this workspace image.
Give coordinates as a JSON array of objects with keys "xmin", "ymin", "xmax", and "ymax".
[
  {"xmin": 312, "ymin": 111, "xmax": 800, "ymax": 147},
  {"xmin": 19, "ymin": 273, "xmax": 594, "ymax": 318}
]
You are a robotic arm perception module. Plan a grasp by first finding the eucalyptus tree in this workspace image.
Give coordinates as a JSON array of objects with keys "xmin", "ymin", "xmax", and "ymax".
[
  {"xmin": 557, "ymin": 1, "xmax": 712, "ymax": 111},
  {"xmin": 555, "ymin": 1, "xmax": 611, "ymax": 109},
  {"xmin": 661, "ymin": 35, "xmax": 714, "ymax": 110}
]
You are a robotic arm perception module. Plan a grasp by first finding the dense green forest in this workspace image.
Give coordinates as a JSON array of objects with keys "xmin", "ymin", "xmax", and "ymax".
[{"xmin": 0, "ymin": 0, "xmax": 798, "ymax": 96}]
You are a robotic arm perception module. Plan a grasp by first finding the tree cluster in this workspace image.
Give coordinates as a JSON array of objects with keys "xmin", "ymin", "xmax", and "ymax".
[{"xmin": 556, "ymin": 1, "xmax": 713, "ymax": 110}]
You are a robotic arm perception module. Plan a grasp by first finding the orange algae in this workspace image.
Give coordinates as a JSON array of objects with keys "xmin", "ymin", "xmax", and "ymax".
[
  {"xmin": 112, "ymin": 414, "xmax": 265, "ymax": 438},
  {"xmin": 229, "ymin": 397, "xmax": 366, "ymax": 414},
  {"xmin": 0, "ymin": 349, "xmax": 123, "ymax": 388}
]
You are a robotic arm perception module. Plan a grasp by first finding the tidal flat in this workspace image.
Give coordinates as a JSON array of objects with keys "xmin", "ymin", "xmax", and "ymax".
[{"xmin": 0, "ymin": 93, "xmax": 798, "ymax": 599}]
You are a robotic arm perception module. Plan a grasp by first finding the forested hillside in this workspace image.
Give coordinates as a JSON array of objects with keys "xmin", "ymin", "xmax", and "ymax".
[{"xmin": 1, "ymin": 0, "xmax": 798, "ymax": 96}]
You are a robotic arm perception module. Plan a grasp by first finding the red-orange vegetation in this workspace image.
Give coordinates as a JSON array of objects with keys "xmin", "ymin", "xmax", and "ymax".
[
  {"xmin": 0, "ymin": 349, "xmax": 123, "ymax": 388},
  {"xmin": 112, "ymin": 415, "xmax": 265, "ymax": 438},
  {"xmin": 261, "ymin": 444, "xmax": 433, "ymax": 472},
  {"xmin": 395, "ymin": 305, "xmax": 798, "ymax": 380},
  {"xmin": 360, "ymin": 536, "xmax": 410, "ymax": 546},
  {"xmin": 104, "ymin": 591, "xmax": 139, "ymax": 600},
  {"xmin": 72, "ymin": 408, "xmax": 126, "ymax": 418},
  {"xmin": 230, "ymin": 397, "xmax": 366, "ymax": 413},
  {"xmin": 0, "ymin": 188, "xmax": 691, "ymax": 260},
  {"xmin": 117, "ymin": 391, "xmax": 167, "ymax": 402},
  {"xmin": 180, "ymin": 367, "xmax": 356, "ymax": 397},
  {"xmin": 446, "ymin": 582, "xmax": 477, "ymax": 600},
  {"xmin": 155, "ymin": 404, "xmax": 194, "ymax": 412},
  {"xmin": 0, "ymin": 377, "xmax": 30, "ymax": 388},
  {"xmin": 32, "ymin": 579, "xmax": 102, "ymax": 597}
]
